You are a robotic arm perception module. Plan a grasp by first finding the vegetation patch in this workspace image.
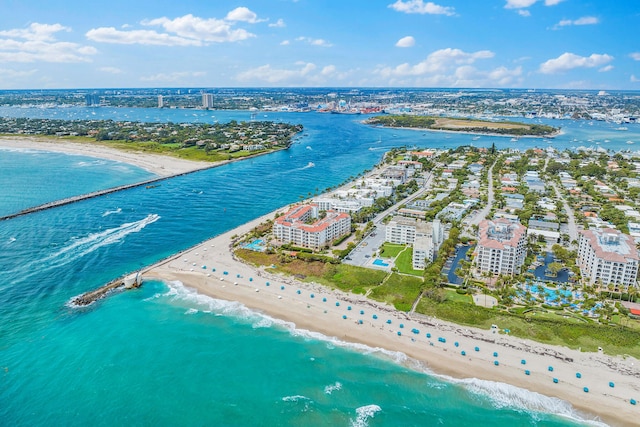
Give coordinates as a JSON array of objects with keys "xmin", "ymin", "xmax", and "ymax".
[
  {"xmin": 366, "ymin": 115, "xmax": 558, "ymax": 136},
  {"xmin": 369, "ymin": 273, "xmax": 423, "ymax": 312}
]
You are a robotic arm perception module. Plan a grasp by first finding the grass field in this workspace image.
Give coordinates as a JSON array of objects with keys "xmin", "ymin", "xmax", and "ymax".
[
  {"xmin": 369, "ymin": 273, "xmax": 423, "ymax": 311},
  {"xmin": 394, "ymin": 247, "xmax": 424, "ymax": 276},
  {"xmin": 434, "ymin": 118, "xmax": 529, "ymax": 130},
  {"xmin": 380, "ymin": 242, "xmax": 406, "ymax": 258}
]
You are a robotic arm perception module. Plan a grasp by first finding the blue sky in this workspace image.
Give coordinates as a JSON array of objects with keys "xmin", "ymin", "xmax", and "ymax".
[{"xmin": 0, "ymin": 0, "xmax": 638, "ymax": 89}]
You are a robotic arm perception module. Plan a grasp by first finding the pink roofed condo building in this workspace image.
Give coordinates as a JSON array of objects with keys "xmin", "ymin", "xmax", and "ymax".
[
  {"xmin": 475, "ymin": 218, "xmax": 527, "ymax": 276},
  {"xmin": 273, "ymin": 204, "xmax": 351, "ymax": 250},
  {"xmin": 577, "ymin": 228, "xmax": 639, "ymax": 288}
]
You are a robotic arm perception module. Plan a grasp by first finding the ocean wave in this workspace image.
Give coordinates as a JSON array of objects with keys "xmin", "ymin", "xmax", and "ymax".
[
  {"xmin": 350, "ymin": 404, "xmax": 381, "ymax": 427},
  {"xmin": 102, "ymin": 208, "xmax": 122, "ymax": 217},
  {"xmin": 324, "ymin": 381, "xmax": 342, "ymax": 395},
  {"xmin": 185, "ymin": 308, "xmax": 198, "ymax": 315},
  {"xmin": 454, "ymin": 377, "xmax": 608, "ymax": 426},
  {"xmin": 6, "ymin": 214, "xmax": 160, "ymax": 282},
  {"xmin": 282, "ymin": 395, "xmax": 310, "ymax": 402}
]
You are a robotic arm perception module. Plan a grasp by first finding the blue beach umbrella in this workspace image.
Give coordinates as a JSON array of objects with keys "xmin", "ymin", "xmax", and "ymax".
[
  {"xmin": 386, "ymin": 319, "xmax": 392, "ymax": 324},
  {"xmin": 583, "ymin": 387, "xmax": 589, "ymax": 393},
  {"xmin": 493, "ymin": 352, "xmax": 498, "ymax": 357},
  {"xmin": 347, "ymin": 306, "xmax": 351, "ymax": 311},
  {"xmin": 336, "ymin": 302, "xmax": 340, "ymax": 307},
  {"xmin": 296, "ymin": 290, "xmax": 301, "ymax": 294},
  {"xmin": 360, "ymin": 310, "xmax": 364, "ymax": 315},
  {"xmin": 280, "ymin": 285, "xmax": 285, "ymax": 290},
  {"xmin": 553, "ymin": 378, "xmax": 558, "ymax": 384},
  {"xmin": 461, "ymin": 351, "xmax": 466, "ymax": 356},
  {"xmin": 576, "ymin": 372, "xmax": 582, "ymax": 378},
  {"xmin": 494, "ymin": 361, "xmax": 499, "ymax": 366},
  {"xmin": 521, "ymin": 360, "xmax": 526, "ymax": 365},
  {"xmin": 373, "ymin": 314, "xmax": 378, "ymax": 319},
  {"xmin": 322, "ymin": 297, "xmax": 326, "ymax": 302},
  {"xmin": 426, "ymin": 333, "xmax": 431, "ymax": 338},
  {"xmin": 609, "ymin": 382, "xmax": 615, "ymax": 388},
  {"xmin": 548, "ymin": 366, "xmax": 554, "ymax": 372},
  {"xmin": 310, "ymin": 294, "xmax": 314, "ymax": 298},
  {"xmin": 342, "ymin": 315, "xmax": 347, "ymax": 319},
  {"xmin": 525, "ymin": 370, "xmax": 530, "ymax": 375},
  {"xmin": 475, "ymin": 346, "xmax": 480, "ymax": 352},
  {"xmin": 630, "ymin": 399, "xmax": 636, "ymax": 405},
  {"xmin": 397, "ymin": 331, "xmax": 402, "ymax": 336}
]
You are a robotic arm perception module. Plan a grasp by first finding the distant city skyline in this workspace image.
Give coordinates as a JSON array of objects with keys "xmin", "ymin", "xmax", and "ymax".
[{"xmin": 1, "ymin": 0, "xmax": 638, "ymax": 90}]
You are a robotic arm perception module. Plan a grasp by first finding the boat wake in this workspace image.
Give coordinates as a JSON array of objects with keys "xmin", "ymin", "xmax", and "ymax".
[
  {"xmin": 8, "ymin": 214, "xmax": 160, "ymax": 282},
  {"xmin": 102, "ymin": 208, "xmax": 122, "ymax": 217}
]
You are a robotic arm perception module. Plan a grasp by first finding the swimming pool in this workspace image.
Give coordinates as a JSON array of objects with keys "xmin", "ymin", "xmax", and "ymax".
[
  {"xmin": 243, "ymin": 239, "xmax": 266, "ymax": 251},
  {"xmin": 373, "ymin": 259, "xmax": 389, "ymax": 267}
]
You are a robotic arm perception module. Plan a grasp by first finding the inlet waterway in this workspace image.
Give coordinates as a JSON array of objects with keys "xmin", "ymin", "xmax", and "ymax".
[{"xmin": 1, "ymin": 106, "xmax": 636, "ymax": 426}]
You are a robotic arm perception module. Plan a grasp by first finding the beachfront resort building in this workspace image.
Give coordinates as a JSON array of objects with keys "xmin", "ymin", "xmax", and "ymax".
[
  {"xmin": 475, "ymin": 218, "xmax": 527, "ymax": 276},
  {"xmin": 385, "ymin": 217, "xmax": 444, "ymax": 269},
  {"xmin": 577, "ymin": 228, "xmax": 639, "ymax": 289},
  {"xmin": 272, "ymin": 204, "xmax": 351, "ymax": 250}
]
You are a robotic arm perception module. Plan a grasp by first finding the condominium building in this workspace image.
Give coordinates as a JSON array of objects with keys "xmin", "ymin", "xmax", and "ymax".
[
  {"xmin": 202, "ymin": 93, "xmax": 214, "ymax": 109},
  {"xmin": 385, "ymin": 216, "xmax": 443, "ymax": 269},
  {"xmin": 475, "ymin": 218, "xmax": 527, "ymax": 275},
  {"xmin": 577, "ymin": 228, "xmax": 639, "ymax": 288},
  {"xmin": 273, "ymin": 204, "xmax": 351, "ymax": 250}
]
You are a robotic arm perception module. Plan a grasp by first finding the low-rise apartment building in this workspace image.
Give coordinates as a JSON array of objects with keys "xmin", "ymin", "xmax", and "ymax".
[{"xmin": 273, "ymin": 204, "xmax": 351, "ymax": 250}]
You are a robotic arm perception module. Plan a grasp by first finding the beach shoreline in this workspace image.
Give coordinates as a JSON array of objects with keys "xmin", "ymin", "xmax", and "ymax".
[
  {"xmin": 143, "ymin": 208, "xmax": 640, "ymax": 427},
  {"xmin": 14, "ymin": 132, "xmax": 637, "ymax": 425},
  {"xmin": 0, "ymin": 136, "xmax": 216, "ymax": 177}
]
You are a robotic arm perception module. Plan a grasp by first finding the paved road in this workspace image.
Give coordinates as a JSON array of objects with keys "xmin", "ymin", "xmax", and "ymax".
[
  {"xmin": 344, "ymin": 171, "xmax": 435, "ymax": 268},
  {"xmin": 550, "ymin": 180, "xmax": 579, "ymax": 243}
]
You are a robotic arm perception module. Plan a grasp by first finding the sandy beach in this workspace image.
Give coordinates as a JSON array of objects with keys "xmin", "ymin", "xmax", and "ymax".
[
  {"xmin": 144, "ymin": 208, "xmax": 640, "ymax": 427},
  {"xmin": 7, "ymin": 133, "xmax": 637, "ymax": 425},
  {"xmin": 0, "ymin": 136, "xmax": 213, "ymax": 177}
]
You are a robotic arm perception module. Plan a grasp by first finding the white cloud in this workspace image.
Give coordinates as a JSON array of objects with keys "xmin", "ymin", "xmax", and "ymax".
[
  {"xmin": 539, "ymin": 52, "xmax": 613, "ymax": 74},
  {"xmin": 86, "ymin": 27, "xmax": 202, "ymax": 46},
  {"xmin": 321, "ymin": 65, "xmax": 336, "ymax": 75},
  {"xmin": 225, "ymin": 7, "xmax": 264, "ymax": 24},
  {"xmin": 280, "ymin": 40, "xmax": 290, "ymax": 45},
  {"xmin": 374, "ymin": 48, "xmax": 526, "ymax": 87},
  {"xmin": 395, "ymin": 36, "xmax": 415, "ymax": 48},
  {"xmin": 269, "ymin": 19, "xmax": 286, "ymax": 28},
  {"xmin": 631, "ymin": 75, "xmax": 640, "ymax": 83},
  {"xmin": 389, "ymin": 0, "xmax": 455, "ymax": 16},
  {"xmin": 630, "ymin": 52, "xmax": 640, "ymax": 61},
  {"xmin": 553, "ymin": 16, "xmax": 599, "ymax": 29},
  {"xmin": 0, "ymin": 23, "xmax": 96, "ymax": 63},
  {"xmin": 505, "ymin": 0, "xmax": 562, "ymax": 9},
  {"xmin": 99, "ymin": 66, "xmax": 123, "ymax": 74},
  {"xmin": 140, "ymin": 71, "xmax": 205, "ymax": 82},
  {"xmin": 379, "ymin": 48, "xmax": 494, "ymax": 77},
  {"xmin": 504, "ymin": 0, "xmax": 537, "ymax": 9},
  {"xmin": 518, "ymin": 10, "xmax": 531, "ymax": 17},
  {"xmin": 296, "ymin": 36, "xmax": 332, "ymax": 47},
  {"xmin": 598, "ymin": 65, "xmax": 614, "ymax": 72},
  {"xmin": 143, "ymin": 14, "xmax": 255, "ymax": 43},
  {"xmin": 87, "ymin": 11, "xmax": 256, "ymax": 46}
]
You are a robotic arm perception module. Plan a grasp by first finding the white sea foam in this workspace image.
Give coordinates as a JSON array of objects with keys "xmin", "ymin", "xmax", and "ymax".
[
  {"xmin": 9, "ymin": 214, "xmax": 160, "ymax": 282},
  {"xmin": 8, "ymin": 237, "xmax": 16, "ymax": 243},
  {"xmin": 282, "ymin": 395, "xmax": 310, "ymax": 402},
  {"xmin": 102, "ymin": 208, "xmax": 122, "ymax": 217},
  {"xmin": 350, "ymin": 404, "xmax": 381, "ymax": 427},
  {"xmin": 185, "ymin": 308, "xmax": 198, "ymax": 315},
  {"xmin": 452, "ymin": 377, "xmax": 608, "ymax": 426},
  {"xmin": 323, "ymin": 381, "xmax": 342, "ymax": 395}
]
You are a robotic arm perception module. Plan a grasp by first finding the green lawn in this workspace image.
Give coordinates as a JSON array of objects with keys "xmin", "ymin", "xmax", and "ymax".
[
  {"xmin": 394, "ymin": 247, "xmax": 424, "ymax": 276},
  {"xmin": 380, "ymin": 242, "xmax": 406, "ymax": 258},
  {"xmin": 444, "ymin": 290, "xmax": 472, "ymax": 304}
]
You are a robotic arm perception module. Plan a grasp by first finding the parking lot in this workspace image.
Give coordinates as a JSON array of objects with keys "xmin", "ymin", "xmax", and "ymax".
[{"xmin": 343, "ymin": 225, "xmax": 386, "ymax": 267}]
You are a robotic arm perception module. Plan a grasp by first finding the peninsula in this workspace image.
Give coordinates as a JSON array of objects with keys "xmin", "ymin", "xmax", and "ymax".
[{"xmin": 365, "ymin": 115, "xmax": 559, "ymax": 137}]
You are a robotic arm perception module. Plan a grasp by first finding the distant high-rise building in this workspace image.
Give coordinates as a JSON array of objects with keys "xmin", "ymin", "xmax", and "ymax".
[
  {"xmin": 85, "ymin": 93, "xmax": 101, "ymax": 107},
  {"xmin": 202, "ymin": 93, "xmax": 214, "ymax": 109},
  {"xmin": 158, "ymin": 95, "xmax": 164, "ymax": 108}
]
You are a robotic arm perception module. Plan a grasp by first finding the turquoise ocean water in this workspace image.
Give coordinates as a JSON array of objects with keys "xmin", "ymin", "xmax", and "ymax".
[{"xmin": 2, "ymin": 106, "xmax": 638, "ymax": 426}]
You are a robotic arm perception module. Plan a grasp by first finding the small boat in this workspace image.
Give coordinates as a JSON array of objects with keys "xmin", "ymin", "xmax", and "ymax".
[
  {"xmin": 627, "ymin": 141, "xmax": 635, "ymax": 145},
  {"xmin": 472, "ymin": 136, "xmax": 481, "ymax": 141}
]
